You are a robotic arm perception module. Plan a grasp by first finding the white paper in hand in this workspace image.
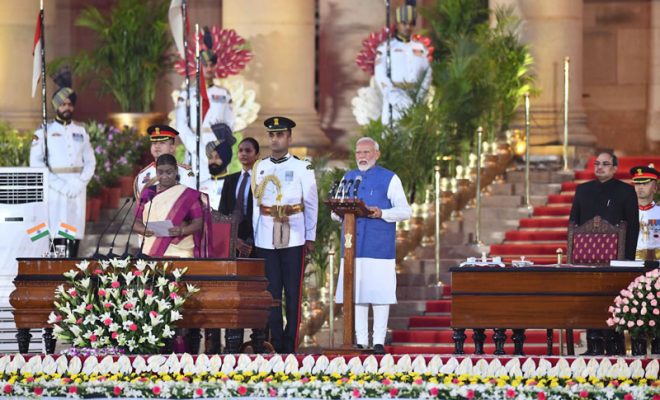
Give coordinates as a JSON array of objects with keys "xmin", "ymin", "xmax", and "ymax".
[{"xmin": 148, "ymin": 220, "xmax": 175, "ymax": 237}]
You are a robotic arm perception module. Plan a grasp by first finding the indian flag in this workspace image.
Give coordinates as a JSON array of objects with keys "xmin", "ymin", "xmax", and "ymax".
[
  {"xmin": 31, "ymin": 9, "xmax": 43, "ymax": 98},
  {"xmin": 57, "ymin": 223, "xmax": 77, "ymax": 240},
  {"xmin": 26, "ymin": 223, "xmax": 49, "ymax": 242}
]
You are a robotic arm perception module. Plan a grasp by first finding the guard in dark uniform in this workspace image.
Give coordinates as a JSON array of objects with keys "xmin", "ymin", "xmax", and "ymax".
[
  {"xmin": 569, "ymin": 150, "xmax": 639, "ymax": 356},
  {"xmin": 252, "ymin": 117, "xmax": 318, "ymax": 353}
]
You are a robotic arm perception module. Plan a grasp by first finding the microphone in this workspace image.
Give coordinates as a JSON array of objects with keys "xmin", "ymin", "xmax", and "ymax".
[
  {"xmin": 342, "ymin": 179, "xmax": 354, "ymax": 200},
  {"xmin": 92, "ymin": 198, "xmax": 132, "ymax": 260},
  {"xmin": 353, "ymin": 176, "xmax": 362, "ymax": 198},
  {"xmin": 328, "ymin": 180, "xmax": 339, "ymax": 199},
  {"xmin": 106, "ymin": 197, "xmax": 136, "ymax": 259},
  {"xmin": 135, "ymin": 199, "xmax": 154, "ymax": 259},
  {"xmin": 334, "ymin": 177, "xmax": 345, "ymax": 199},
  {"xmin": 121, "ymin": 198, "xmax": 143, "ymax": 259}
]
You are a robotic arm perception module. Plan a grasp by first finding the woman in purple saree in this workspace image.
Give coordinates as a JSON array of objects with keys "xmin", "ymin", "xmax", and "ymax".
[{"xmin": 134, "ymin": 154, "xmax": 212, "ymax": 257}]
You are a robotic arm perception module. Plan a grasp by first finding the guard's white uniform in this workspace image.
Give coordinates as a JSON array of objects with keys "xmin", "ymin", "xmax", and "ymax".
[
  {"xmin": 133, "ymin": 162, "xmax": 196, "ymax": 199},
  {"xmin": 175, "ymin": 84, "xmax": 235, "ymax": 183},
  {"xmin": 374, "ymin": 37, "xmax": 431, "ymax": 125},
  {"xmin": 29, "ymin": 119, "xmax": 96, "ymax": 238},
  {"xmin": 636, "ymin": 202, "xmax": 660, "ymax": 260},
  {"xmin": 252, "ymin": 154, "xmax": 318, "ymax": 249},
  {"xmin": 199, "ymin": 176, "xmax": 226, "ymax": 211}
]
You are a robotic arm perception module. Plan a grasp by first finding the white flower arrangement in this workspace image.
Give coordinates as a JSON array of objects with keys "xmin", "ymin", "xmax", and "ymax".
[
  {"xmin": 51, "ymin": 259, "xmax": 199, "ymax": 354},
  {"xmin": 608, "ymin": 268, "xmax": 660, "ymax": 339}
]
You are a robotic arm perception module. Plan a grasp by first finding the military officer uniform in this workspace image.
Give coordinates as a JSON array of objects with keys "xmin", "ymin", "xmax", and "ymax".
[
  {"xmin": 374, "ymin": 5, "xmax": 431, "ymax": 125},
  {"xmin": 252, "ymin": 116, "xmax": 318, "ymax": 353},
  {"xmin": 133, "ymin": 126, "xmax": 196, "ymax": 199},
  {"xmin": 631, "ymin": 166, "xmax": 660, "ymax": 260}
]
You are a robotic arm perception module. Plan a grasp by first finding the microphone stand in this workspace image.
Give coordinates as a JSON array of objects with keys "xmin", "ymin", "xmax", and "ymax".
[
  {"xmin": 106, "ymin": 198, "xmax": 136, "ymax": 259},
  {"xmin": 135, "ymin": 200, "xmax": 154, "ymax": 260},
  {"xmin": 91, "ymin": 198, "xmax": 132, "ymax": 260}
]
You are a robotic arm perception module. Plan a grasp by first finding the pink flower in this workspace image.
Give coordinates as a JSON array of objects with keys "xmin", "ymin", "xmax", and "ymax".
[
  {"xmin": 651, "ymin": 299, "xmax": 658, "ymax": 307},
  {"xmin": 382, "ymin": 379, "xmax": 391, "ymax": 385},
  {"xmin": 133, "ymin": 270, "xmax": 142, "ymax": 276},
  {"xmin": 624, "ymin": 394, "xmax": 634, "ymax": 400},
  {"xmin": 650, "ymin": 320, "xmax": 656, "ymax": 327},
  {"xmin": 111, "ymin": 332, "xmax": 118, "ymax": 339},
  {"xmin": 654, "ymin": 308, "xmax": 660, "ymax": 315},
  {"xmin": 466, "ymin": 389, "xmax": 475, "ymax": 399},
  {"xmin": 113, "ymin": 386, "xmax": 122, "ymax": 396},
  {"xmin": 76, "ymin": 318, "xmax": 82, "ymax": 324},
  {"xmin": 414, "ymin": 378, "xmax": 423, "ymax": 385},
  {"xmin": 90, "ymin": 335, "xmax": 97, "ymax": 342},
  {"xmin": 628, "ymin": 321, "xmax": 635, "ymax": 328},
  {"xmin": 124, "ymin": 303, "xmax": 134, "ymax": 310},
  {"xmin": 129, "ymin": 324, "xmax": 138, "ymax": 331},
  {"xmin": 111, "ymin": 281, "xmax": 120, "ymax": 288},
  {"xmin": 611, "ymin": 380, "xmax": 620, "ymax": 387},
  {"xmin": 389, "ymin": 387, "xmax": 399, "ymax": 397},
  {"xmin": 85, "ymin": 304, "xmax": 93, "ymax": 311},
  {"xmin": 269, "ymin": 388, "xmax": 277, "ymax": 397},
  {"xmin": 579, "ymin": 390, "xmax": 589, "ymax": 398},
  {"xmin": 537, "ymin": 392, "xmax": 546, "ymax": 400},
  {"xmin": 98, "ymin": 289, "xmax": 106, "ymax": 296},
  {"xmin": 429, "ymin": 387, "xmax": 439, "ymax": 396},
  {"xmin": 637, "ymin": 320, "xmax": 644, "ymax": 326},
  {"xmin": 3, "ymin": 384, "xmax": 11, "ymax": 394},
  {"xmin": 145, "ymin": 289, "xmax": 153, "ymax": 296},
  {"xmin": 55, "ymin": 315, "xmax": 62, "ymax": 322},
  {"xmin": 104, "ymin": 302, "xmax": 112, "ymax": 309},
  {"xmin": 121, "ymin": 289, "xmax": 128, "ymax": 296},
  {"xmin": 93, "ymin": 268, "xmax": 103, "ymax": 275},
  {"xmin": 68, "ymin": 289, "xmax": 77, "ymax": 297},
  {"xmin": 150, "ymin": 311, "xmax": 158, "ymax": 318},
  {"xmin": 68, "ymin": 386, "xmax": 77, "ymax": 394},
  {"xmin": 641, "ymin": 308, "xmax": 648, "ymax": 315},
  {"xmin": 300, "ymin": 377, "xmax": 309, "ymax": 383},
  {"xmin": 152, "ymin": 386, "xmax": 161, "ymax": 395},
  {"xmin": 631, "ymin": 307, "xmax": 638, "ymax": 314},
  {"xmin": 623, "ymin": 306, "xmax": 630, "ymax": 312},
  {"xmin": 34, "ymin": 386, "xmax": 43, "ymax": 396},
  {"xmin": 237, "ymin": 386, "xmax": 247, "ymax": 396},
  {"xmin": 195, "ymin": 388, "xmax": 204, "ymax": 396},
  {"xmin": 506, "ymin": 389, "xmax": 516, "ymax": 398},
  {"xmin": 104, "ymin": 318, "xmax": 112, "ymax": 326},
  {"xmin": 352, "ymin": 388, "xmax": 361, "ymax": 398},
  {"xmin": 606, "ymin": 318, "xmax": 614, "ymax": 326},
  {"xmin": 170, "ymin": 292, "xmax": 178, "ymax": 299}
]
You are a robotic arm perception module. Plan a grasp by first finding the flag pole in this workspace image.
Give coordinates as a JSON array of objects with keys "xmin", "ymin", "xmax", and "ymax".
[
  {"xmin": 40, "ymin": 0, "xmax": 50, "ymax": 170},
  {"xmin": 182, "ymin": 0, "xmax": 191, "ymax": 129},
  {"xmin": 195, "ymin": 24, "xmax": 201, "ymax": 191},
  {"xmin": 384, "ymin": 0, "xmax": 392, "ymax": 127}
]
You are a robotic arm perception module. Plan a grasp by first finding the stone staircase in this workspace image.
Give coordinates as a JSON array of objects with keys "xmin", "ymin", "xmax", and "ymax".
[
  {"xmin": 0, "ymin": 309, "xmax": 42, "ymax": 353},
  {"xmin": 79, "ymin": 196, "xmax": 141, "ymax": 258}
]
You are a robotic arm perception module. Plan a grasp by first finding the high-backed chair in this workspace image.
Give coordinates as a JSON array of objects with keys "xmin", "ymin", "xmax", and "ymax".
[
  {"xmin": 561, "ymin": 216, "xmax": 627, "ymax": 355},
  {"xmin": 208, "ymin": 211, "xmax": 238, "ymax": 258}
]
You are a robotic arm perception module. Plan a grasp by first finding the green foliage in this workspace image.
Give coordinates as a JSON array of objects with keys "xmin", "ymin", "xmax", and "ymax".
[
  {"xmin": 50, "ymin": 0, "xmax": 172, "ymax": 112},
  {"xmin": 0, "ymin": 121, "xmax": 32, "ymax": 167},
  {"xmin": 307, "ymin": 156, "xmax": 345, "ymax": 288}
]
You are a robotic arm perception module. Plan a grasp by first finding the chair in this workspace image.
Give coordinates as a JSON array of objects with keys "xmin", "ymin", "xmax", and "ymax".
[
  {"xmin": 208, "ymin": 211, "xmax": 238, "ymax": 258},
  {"xmin": 567, "ymin": 216, "xmax": 626, "ymax": 265},
  {"xmin": 562, "ymin": 216, "xmax": 627, "ymax": 355}
]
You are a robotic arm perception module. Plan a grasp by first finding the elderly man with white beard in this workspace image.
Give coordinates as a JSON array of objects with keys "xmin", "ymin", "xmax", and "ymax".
[{"xmin": 334, "ymin": 137, "xmax": 411, "ymax": 354}]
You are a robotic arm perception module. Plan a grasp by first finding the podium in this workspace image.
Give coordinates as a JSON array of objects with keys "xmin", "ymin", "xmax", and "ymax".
[{"xmin": 324, "ymin": 198, "xmax": 371, "ymax": 352}]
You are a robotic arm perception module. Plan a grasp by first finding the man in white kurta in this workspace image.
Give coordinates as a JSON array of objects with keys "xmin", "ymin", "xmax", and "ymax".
[
  {"xmin": 30, "ymin": 87, "xmax": 96, "ymax": 257},
  {"xmin": 374, "ymin": 4, "xmax": 431, "ymax": 125},
  {"xmin": 631, "ymin": 165, "xmax": 660, "ymax": 260},
  {"xmin": 133, "ymin": 125, "xmax": 196, "ymax": 199},
  {"xmin": 335, "ymin": 137, "xmax": 411, "ymax": 354}
]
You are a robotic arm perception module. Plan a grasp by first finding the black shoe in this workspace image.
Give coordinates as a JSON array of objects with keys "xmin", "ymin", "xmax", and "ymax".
[
  {"xmin": 373, "ymin": 344, "xmax": 386, "ymax": 355},
  {"xmin": 355, "ymin": 344, "xmax": 367, "ymax": 350}
]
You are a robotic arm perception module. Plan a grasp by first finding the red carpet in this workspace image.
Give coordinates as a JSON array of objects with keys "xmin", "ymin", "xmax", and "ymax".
[{"xmin": 388, "ymin": 156, "xmax": 655, "ymax": 355}]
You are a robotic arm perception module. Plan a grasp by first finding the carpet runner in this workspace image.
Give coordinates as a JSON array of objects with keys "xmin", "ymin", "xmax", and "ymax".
[{"xmin": 387, "ymin": 156, "xmax": 660, "ymax": 356}]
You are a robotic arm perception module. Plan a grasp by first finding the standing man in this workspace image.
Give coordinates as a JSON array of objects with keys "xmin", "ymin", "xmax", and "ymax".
[
  {"xmin": 30, "ymin": 71, "xmax": 96, "ymax": 257},
  {"xmin": 334, "ymin": 137, "xmax": 411, "ymax": 354},
  {"xmin": 630, "ymin": 165, "xmax": 660, "ymax": 260},
  {"xmin": 252, "ymin": 117, "xmax": 318, "ymax": 353},
  {"xmin": 199, "ymin": 138, "xmax": 234, "ymax": 211},
  {"xmin": 569, "ymin": 150, "xmax": 639, "ymax": 356},
  {"xmin": 374, "ymin": 1, "xmax": 432, "ymax": 125},
  {"xmin": 134, "ymin": 125, "xmax": 196, "ymax": 199}
]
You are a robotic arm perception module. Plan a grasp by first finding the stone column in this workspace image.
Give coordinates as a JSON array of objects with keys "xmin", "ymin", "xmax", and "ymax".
[
  {"xmin": 647, "ymin": 1, "xmax": 660, "ymax": 152},
  {"xmin": 223, "ymin": 0, "xmax": 329, "ymax": 155},
  {"xmin": 490, "ymin": 0, "xmax": 595, "ymax": 148}
]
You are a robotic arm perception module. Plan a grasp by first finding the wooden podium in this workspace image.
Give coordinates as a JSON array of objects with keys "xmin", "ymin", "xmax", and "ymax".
[{"xmin": 324, "ymin": 198, "xmax": 371, "ymax": 353}]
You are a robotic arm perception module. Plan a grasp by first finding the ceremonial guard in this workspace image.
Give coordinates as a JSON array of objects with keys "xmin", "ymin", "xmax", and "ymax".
[
  {"xmin": 631, "ymin": 165, "xmax": 660, "ymax": 260},
  {"xmin": 199, "ymin": 139, "xmax": 233, "ymax": 211},
  {"xmin": 134, "ymin": 125, "xmax": 196, "ymax": 199},
  {"xmin": 175, "ymin": 27, "xmax": 236, "ymax": 183},
  {"xmin": 374, "ymin": 1, "xmax": 431, "ymax": 125},
  {"xmin": 29, "ymin": 70, "xmax": 96, "ymax": 257},
  {"xmin": 252, "ymin": 116, "xmax": 318, "ymax": 353}
]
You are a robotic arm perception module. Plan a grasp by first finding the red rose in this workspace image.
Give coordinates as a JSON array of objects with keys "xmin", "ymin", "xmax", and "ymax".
[
  {"xmin": 113, "ymin": 386, "xmax": 122, "ymax": 396},
  {"xmin": 111, "ymin": 281, "xmax": 120, "ymax": 288},
  {"xmin": 90, "ymin": 335, "xmax": 97, "ymax": 342},
  {"xmin": 466, "ymin": 389, "xmax": 475, "ymax": 400},
  {"xmin": 130, "ymin": 324, "xmax": 138, "ymax": 331},
  {"xmin": 537, "ymin": 392, "xmax": 546, "ymax": 400},
  {"xmin": 97, "ymin": 289, "xmax": 106, "ymax": 296},
  {"xmin": 3, "ymin": 384, "xmax": 11, "ymax": 394},
  {"xmin": 68, "ymin": 386, "xmax": 77, "ymax": 394},
  {"xmin": 111, "ymin": 332, "xmax": 119, "ymax": 339},
  {"xmin": 429, "ymin": 387, "xmax": 439, "ymax": 396},
  {"xmin": 623, "ymin": 394, "xmax": 633, "ymax": 400},
  {"xmin": 237, "ymin": 386, "xmax": 247, "ymax": 396},
  {"xmin": 579, "ymin": 390, "xmax": 589, "ymax": 398},
  {"xmin": 33, "ymin": 387, "xmax": 43, "ymax": 396},
  {"xmin": 352, "ymin": 388, "xmax": 360, "ymax": 398},
  {"xmin": 195, "ymin": 388, "xmax": 204, "ymax": 396},
  {"xmin": 506, "ymin": 389, "xmax": 516, "ymax": 398},
  {"xmin": 389, "ymin": 387, "xmax": 398, "ymax": 397},
  {"xmin": 152, "ymin": 386, "xmax": 161, "ymax": 395}
]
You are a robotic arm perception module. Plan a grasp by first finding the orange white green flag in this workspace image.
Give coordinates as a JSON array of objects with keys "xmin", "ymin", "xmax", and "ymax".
[
  {"xmin": 26, "ymin": 223, "xmax": 49, "ymax": 242},
  {"xmin": 57, "ymin": 223, "xmax": 77, "ymax": 240}
]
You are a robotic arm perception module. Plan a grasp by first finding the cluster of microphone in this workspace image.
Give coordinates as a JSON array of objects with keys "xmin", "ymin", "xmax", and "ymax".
[
  {"xmin": 91, "ymin": 197, "xmax": 152, "ymax": 260},
  {"xmin": 328, "ymin": 176, "xmax": 362, "ymax": 200}
]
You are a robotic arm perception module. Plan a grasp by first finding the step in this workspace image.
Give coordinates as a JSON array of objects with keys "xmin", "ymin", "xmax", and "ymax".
[
  {"xmin": 505, "ymin": 170, "xmax": 573, "ymax": 184},
  {"xmin": 533, "ymin": 205, "xmax": 571, "ymax": 217},
  {"xmin": 519, "ymin": 218, "xmax": 568, "ymax": 229},
  {"xmin": 385, "ymin": 343, "xmax": 563, "ymax": 356},
  {"xmin": 504, "ymin": 230, "xmax": 567, "ymax": 241},
  {"xmin": 390, "ymin": 329, "xmax": 580, "ymax": 344},
  {"xmin": 425, "ymin": 300, "xmax": 451, "ymax": 313},
  {"xmin": 396, "ymin": 286, "xmax": 451, "ymax": 301},
  {"xmin": 490, "ymin": 242, "xmax": 566, "ymax": 256},
  {"xmin": 480, "ymin": 195, "xmax": 523, "ymax": 208},
  {"xmin": 409, "ymin": 315, "xmax": 451, "ymax": 329},
  {"xmin": 561, "ymin": 181, "xmax": 578, "ymax": 191},
  {"xmin": 489, "ymin": 183, "xmax": 562, "ymax": 197},
  {"xmin": 547, "ymin": 194, "xmax": 574, "ymax": 204}
]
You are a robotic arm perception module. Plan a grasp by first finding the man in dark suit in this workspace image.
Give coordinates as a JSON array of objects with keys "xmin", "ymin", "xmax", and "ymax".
[
  {"xmin": 209, "ymin": 137, "xmax": 261, "ymax": 353},
  {"xmin": 569, "ymin": 149, "xmax": 639, "ymax": 356}
]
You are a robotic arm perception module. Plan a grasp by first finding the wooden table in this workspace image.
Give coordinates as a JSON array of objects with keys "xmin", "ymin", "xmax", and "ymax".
[
  {"xmin": 450, "ymin": 265, "xmax": 649, "ymax": 355},
  {"xmin": 10, "ymin": 258, "xmax": 271, "ymax": 354}
]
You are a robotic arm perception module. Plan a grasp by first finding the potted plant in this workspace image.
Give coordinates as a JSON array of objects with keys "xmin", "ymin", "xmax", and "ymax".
[
  {"xmin": 52, "ymin": 0, "xmax": 172, "ymax": 132},
  {"xmin": 0, "ymin": 121, "xmax": 31, "ymax": 167}
]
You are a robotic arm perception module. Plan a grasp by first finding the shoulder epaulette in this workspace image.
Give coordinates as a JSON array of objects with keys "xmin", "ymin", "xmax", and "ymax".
[
  {"xmin": 138, "ymin": 162, "xmax": 155, "ymax": 174},
  {"xmin": 261, "ymin": 156, "xmax": 270, "ymax": 161},
  {"xmin": 293, "ymin": 155, "xmax": 301, "ymax": 160}
]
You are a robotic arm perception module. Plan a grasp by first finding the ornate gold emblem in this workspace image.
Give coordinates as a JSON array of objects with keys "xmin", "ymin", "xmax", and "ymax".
[
  {"xmin": 155, "ymin": 127, "xmax": 160, "ymax": 135},
  {"xmin": 344, "ymin": 233, "xmax": 353, "ymax": 249},
  {"xmin": 274, "ymin": 117, "xmax": 279, "ymax": 126}
]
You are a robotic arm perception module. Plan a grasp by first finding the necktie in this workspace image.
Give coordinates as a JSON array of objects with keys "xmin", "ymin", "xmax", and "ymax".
[{"xmin": 235, "ymin": 171, "xmax": 249, "ymax": 220}]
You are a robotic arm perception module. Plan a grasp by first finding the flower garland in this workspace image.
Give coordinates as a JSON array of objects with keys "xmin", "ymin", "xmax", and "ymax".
[
  {"xmin": 0, "ymin": 354, "xmax": 656, "ymax": 398},
  {"xmin": 50, "ymin": 259, "xmax": 199, "ymax": 354},
  {"xmin": 608, "ymin": 268, "xmax": 660, "ymax": 339}
]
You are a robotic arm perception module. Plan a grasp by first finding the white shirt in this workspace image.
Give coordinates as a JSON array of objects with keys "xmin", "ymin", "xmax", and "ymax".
[
  {"xmin": 199, "ymin": 176, "xmax": 226, "ymax": 211},
  {"xmin": 636, "ymin": 202, "xmax": 660, "ymax": 259},
  {"xmin": 133, "ymin": 162, "xmax": 196, "ymax": 199}
]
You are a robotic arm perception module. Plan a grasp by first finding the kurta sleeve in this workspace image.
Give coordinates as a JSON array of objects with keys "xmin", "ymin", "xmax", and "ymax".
[
  {"xmin": 381, "ymin": 174, "xmax": 412, "ymax": 223},
  {"xmin": 302, "ymin": 164, "xmax": 318, "ymax": 242}
]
